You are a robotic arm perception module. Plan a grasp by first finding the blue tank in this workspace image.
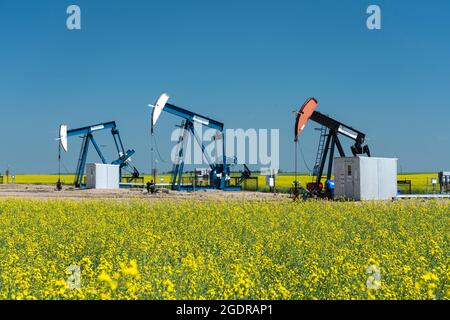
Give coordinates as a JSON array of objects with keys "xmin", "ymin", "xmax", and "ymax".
[
  {"xmin": 326, "ymin": 180, "xmax": 335, "ymax": 198},
  {"xmin": 326, "ymin": 180, "xmax": 335, "ymax": 190}
]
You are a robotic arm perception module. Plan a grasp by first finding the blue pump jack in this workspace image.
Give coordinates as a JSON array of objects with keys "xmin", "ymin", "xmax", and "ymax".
[
  {"xmin": 150, "ymin": 93, "xmax": 249, "ymax": 191},
  {"xmin": 61, "ymin": 121, "xmax": 139, "ymax": 188}
]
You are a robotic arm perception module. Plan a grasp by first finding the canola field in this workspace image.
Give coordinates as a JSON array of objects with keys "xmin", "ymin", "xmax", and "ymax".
[
  {"xmin": 5, "ymin": 173, "xmax": 438, "ymax": 194},
  {"xmin": 0, "ymin": 198, "xmax": 448, "ymax": 300}
]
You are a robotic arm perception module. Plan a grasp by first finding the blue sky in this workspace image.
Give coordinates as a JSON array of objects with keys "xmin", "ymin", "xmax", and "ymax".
[{"xmin": 0, "ymin": 0, "xmax": 449, "ymax": 174}]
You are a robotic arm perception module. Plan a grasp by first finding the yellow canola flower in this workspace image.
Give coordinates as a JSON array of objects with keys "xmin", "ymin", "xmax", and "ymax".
[
  {"xmin": 367, "ymin": 291, "xmax": 376, "ymax": 300},
  {"xmin": 98, "ymin": 271, "xmax": 118, "ymax": 290},
  {"xmin": 100, "ymin": 293, "xmax": 111, "ymax": 300},
  {"xmin": 422, "ymin": 272, "xmax": 439, "ymax": 282},
  {"xmin": 0, "ymin": 198, "xmax": 448, "ymax": 300},
  {"xmin": 120, "ymin": 260, "xmax": 140, "ymax": 278}
]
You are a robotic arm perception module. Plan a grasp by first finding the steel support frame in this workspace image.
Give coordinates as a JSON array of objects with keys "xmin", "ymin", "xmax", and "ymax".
[
  {"xmin": 74, "ymin": 134, "xmax": 108, "ymax": 187},
  {"xmin": 171, "ymin": 120, "xmax": 228, "ymax": 191},
  {"xmin": 314, "ymin": 129, "xmax": 347, "ymax": 192}
]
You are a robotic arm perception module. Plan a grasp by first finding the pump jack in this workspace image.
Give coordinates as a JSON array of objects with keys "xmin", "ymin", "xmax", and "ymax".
[
  {"xmin": 294, "ymin": 98, "xmax": 371, "ymax": 198},
  {"xmin": 150, "ymin": 93, "xmax": 251, "ymax": 191},
  {"xmin": 59, "ymin": 121, "xmax": 140, "ymax": 188}
]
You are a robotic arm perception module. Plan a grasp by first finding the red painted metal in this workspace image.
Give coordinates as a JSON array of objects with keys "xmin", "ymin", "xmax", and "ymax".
[{"xmin": 294, "ymin": 98, "xmax": 318, "ymax": 142}]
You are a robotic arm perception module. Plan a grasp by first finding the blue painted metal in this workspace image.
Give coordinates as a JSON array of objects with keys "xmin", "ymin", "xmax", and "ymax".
[
  {"xmin": 164, "ymin": 103, "xmax": 224, "ymax": 131},
  {"xmin": 67, "ymin": 121, "xmax": 139, "ymax": 188},
  {"xmin": 157, "ymin": 102, "xmax": 234, "ymax": 191},
  {"xmin": 172, "ymin": 121, "xmax": 189, "ymax": 191},
  {"xmin": 111, "ymin": 150, "xmax": 136, "ymax": 165},
  {"xmin": 90, "ymin": 136, "xmax": 107, "ymax": 164},
  {"xmin": 73, "ymin": 134, "xmax": 92, "ymax": 187},
  {"xmin": 67, "ymin": 121, "xmax": 117, "ymax": 137}
]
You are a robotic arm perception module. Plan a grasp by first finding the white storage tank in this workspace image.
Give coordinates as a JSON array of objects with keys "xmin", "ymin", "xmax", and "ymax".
[
  {"xmin": 85, "ymin": 163, "xmax": 120, "ymax": 189},
  {"xmin": 334, "ymin": 157, "xmax": 397, "ymax": 201}
]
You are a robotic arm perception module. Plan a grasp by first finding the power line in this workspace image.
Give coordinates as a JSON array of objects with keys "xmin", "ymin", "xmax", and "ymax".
[
  {"xmin": 299, "ymin": 144, "xmax": 313, "ymax": 173},
  {"xmin": 152, "ymin": 135, "xmax": 170, "ymax": 164}
]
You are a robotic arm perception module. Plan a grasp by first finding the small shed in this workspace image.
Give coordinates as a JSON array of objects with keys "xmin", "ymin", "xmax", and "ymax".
[
  {"xmin": 334, "ymin": 157, "xmax": 397, "ymax": 200},
  {"xmin": 85, "ymin": 163, "xmax": 120, "ymax": 189}
]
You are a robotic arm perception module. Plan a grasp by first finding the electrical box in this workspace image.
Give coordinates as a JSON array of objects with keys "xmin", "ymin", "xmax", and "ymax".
[
  {"xmin": 85, "ymin": 163, "xmax": 120, "ymax": 189},
  {"xmin": 334, "ymin": 157, "xmax": 397, "ymax": 201},
  {"xmin": 266, "ymin": 176, "xmax": 275, "ymax": 187},
  {"xmin": 438, "ymin": 172, "xmax": 450, "ymax": 193}
]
